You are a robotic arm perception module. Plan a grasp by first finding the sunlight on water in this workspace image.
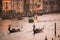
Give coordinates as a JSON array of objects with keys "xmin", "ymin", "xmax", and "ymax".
[{"xmin": 0, "ymin": 14, "xmax": 60, "ymax": 40}]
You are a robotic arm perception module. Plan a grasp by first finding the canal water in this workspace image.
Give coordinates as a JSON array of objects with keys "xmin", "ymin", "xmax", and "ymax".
[{"xmin": 0, "ymin": 14, "xmax": 60, "ymax": 40}]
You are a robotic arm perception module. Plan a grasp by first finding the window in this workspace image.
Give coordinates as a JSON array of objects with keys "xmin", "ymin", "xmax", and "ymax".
[
  {"xmin": 37, "ymin": 0, "xmax": 41, "ymax": 2},
  {"xmin": 37, "ymin": 4, "xmax": 40, "ymax": 8}
]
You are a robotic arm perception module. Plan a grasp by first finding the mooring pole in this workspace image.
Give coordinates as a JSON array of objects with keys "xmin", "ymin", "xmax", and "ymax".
[
  {"xmin": 54, "ymin": 23, "xmax": 56, "ymax": 40},
  {"xmin": 55, "ymin": 23, "xmax": 56, "ymax": 37}
]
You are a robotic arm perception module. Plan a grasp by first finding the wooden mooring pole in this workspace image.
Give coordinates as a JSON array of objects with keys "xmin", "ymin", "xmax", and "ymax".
[
  {"xmin": 54, "ymin": 23, "xmax": 56, "ymax": 40},
  {"xmin": 55, "ymin": 23, "xmax": 56, "ymax": 37}
]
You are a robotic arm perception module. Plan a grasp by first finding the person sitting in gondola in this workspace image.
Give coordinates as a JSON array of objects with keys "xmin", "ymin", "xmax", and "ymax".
[{"xmin": 8, "ymin": 24, "xmax": 20, "ymax": 33}]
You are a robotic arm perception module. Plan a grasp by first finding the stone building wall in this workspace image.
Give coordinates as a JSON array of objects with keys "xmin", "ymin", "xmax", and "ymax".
[{"xmin": 43, "ymin": 0, "xmax": 60, "ymax": 13}]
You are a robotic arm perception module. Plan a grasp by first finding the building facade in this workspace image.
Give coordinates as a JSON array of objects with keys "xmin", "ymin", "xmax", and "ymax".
[
  {"xmin": 0, "ymin": 0, "xmax": 2, "ymax": 16},
  {"xmin": 2, "ymin": 0, "xmax": 43, "ymax": 14},
  {"xmin": 11, "ymin": 0, "xmax": 24, "ymax": 14},
  {"xmin": 2, "ymin": 0, "xmax": 60, "ymax": 16},
  {"xmin": 2, "ymin": 0, "xmax": 24, "ymax": 14},
  {"xmin": 30, "ymin": 0, "xmax": 43, "ymax": 15},
  {"xmin": 0, "ymin": 0, "xmax": 2, "ymax": 12},
  {"xmin": 2, "ymin": 0, "xmax": 12, "ymax": 12},
  {"xmin": 43, "ymin": 0, "xmax": 60, "ymax": 13}
]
